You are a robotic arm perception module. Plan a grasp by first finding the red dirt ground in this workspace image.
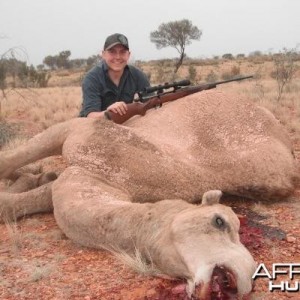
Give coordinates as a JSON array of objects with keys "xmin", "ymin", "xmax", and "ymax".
[{"xmin": 0, "ymin": 122, "xmax": 299, "ymax": 300}]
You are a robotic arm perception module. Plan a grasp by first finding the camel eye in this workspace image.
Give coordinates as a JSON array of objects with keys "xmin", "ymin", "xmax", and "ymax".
[{"xmin": 213, "ymin": 215, "xmax": 226, "ymax": 229}]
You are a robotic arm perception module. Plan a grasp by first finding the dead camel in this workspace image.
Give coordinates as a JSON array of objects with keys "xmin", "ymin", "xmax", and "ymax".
[{"xmin": 0, "ymin": 90, "xmax": 298, "ymax": 298}]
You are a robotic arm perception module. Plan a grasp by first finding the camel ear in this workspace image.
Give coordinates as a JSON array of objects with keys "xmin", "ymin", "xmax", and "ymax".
[{"xmin": 201, "ymin": 190, "xmax": 222, "ymax": 205}]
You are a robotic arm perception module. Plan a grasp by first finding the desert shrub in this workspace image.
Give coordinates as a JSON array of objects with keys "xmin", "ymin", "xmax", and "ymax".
[
  {"xmin": 56, "ymin": 70, "xmax": 71, "ymax": 77},
  {"xmin": 231, "ymin": 65, "xmax": 241, "ymax": 76},
  {"xmin": 270, "ymin": 48, "xmax": 299, "ymax": 101},
  {"xmin": 154, "ymin": 61, "xmax": 174, "ymax": 83},
  {"xmin": 205, "ymin": 70, "xmax": 218, "ymax": 82},
  {"xmin": 188, "ymin": 65, "xmax": 197, "ymax": 83},
  {"xmin": 30, "ymin": 264, "xmax": 53, "ymax": 282},
  {"xmin": 237, "ymin": 54, "xmax": 245, "ymax": 59},
  {"xmin": 221, "ymin": 72, "xmax": 232, "ymax": 80},
  {"xmin": 284, "ymin": 82, "xmax": 300, "ymax": 93},
  {"xmin": 36, "ymin": 71, "xmax": 51, "ymax": 88},
  {"xmin": 221, "ymin": 65, "xmax": 241, "ymax": 80},
  {"xmin": 222, "ymin": 53, "xmax": 234, "ymax": 60},
  {"xmin": 16, "ymin": 65, "xmax": 51, "ymax": 88},
  {"xmin": 155, "ymin": 65, "xmax": 165, "ymax": 82},
  {"xmin": 162, "ymin": 59, "xmax": 174, "ymax": 68},
  {"xmin": 0, "ymin": 121, "xmax": 19, "ymax": 148},
  {"xmin": 0, "ymin": 60, "xmax": 7, "ymax": 91}
]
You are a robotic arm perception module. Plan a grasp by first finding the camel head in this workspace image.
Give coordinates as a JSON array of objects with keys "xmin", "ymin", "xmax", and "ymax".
[{"xmin": 155, "ymin": 191, "xmax": 256, "ymax": 299}]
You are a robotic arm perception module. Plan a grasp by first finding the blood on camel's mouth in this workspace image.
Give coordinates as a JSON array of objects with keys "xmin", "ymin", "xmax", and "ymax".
[{"xmin": 193, "ymin": 266, "xmax": 240, "ymax": 300}]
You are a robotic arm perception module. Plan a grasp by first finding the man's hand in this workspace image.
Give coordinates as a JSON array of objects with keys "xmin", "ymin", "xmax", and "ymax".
[
  {"xmin": 87, "ymin": 111, "xmax": 105, "ymax": 119},
  {"xmin": 107, "ymin": 101, "xmax": 128, "ymax": 116}
]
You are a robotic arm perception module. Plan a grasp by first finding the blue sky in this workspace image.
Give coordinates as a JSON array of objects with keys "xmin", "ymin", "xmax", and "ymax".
[{"xmin": 1, "ymin": 0, "xmax": 299, "ymax": 65}]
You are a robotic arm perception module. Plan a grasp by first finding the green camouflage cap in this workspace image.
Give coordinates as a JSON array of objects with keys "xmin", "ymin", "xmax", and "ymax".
[{"xmin": 104, "ymin": 33, "xmax": 129, "ymax": 50}]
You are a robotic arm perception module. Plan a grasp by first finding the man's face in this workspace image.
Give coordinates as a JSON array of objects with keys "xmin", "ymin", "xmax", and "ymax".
[{"xmin": 102, "ymin": 44, "xmax": 130, "ymax": 73}]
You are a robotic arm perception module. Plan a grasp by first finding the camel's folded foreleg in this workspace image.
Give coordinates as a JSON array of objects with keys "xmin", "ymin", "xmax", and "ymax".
[
  {"xmin": 5, "ymin": 172, "xmax": 57, "ymax": 193},
  {"xmin": 0, "ymin": 182, "xmax": 53, "ymax": 222}
]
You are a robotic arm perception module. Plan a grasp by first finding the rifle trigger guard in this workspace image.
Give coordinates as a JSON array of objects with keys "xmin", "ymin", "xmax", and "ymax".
[{"xmin": 155, "ymin": 95, "xmax": 162, "ymax": 109}]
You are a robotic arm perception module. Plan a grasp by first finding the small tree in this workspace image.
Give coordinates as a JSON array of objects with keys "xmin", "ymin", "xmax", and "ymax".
[
  {"xmin": 236, "ymin": 53, "xmax": 245, "ymax": 59},
  {"xmin": 0, "ymin": 46, "xmax": 28, "ymax": 116},
  {"xmin": 150, "ymin": 19, "xmax": 202, "ymax": 74},
  {"xmin": 87, "ymin": 55, "xmax": 99, "ymax": 66},
  {"xmin": 43, "ymin": 55, "xmax": 56, "ymax": 70},
  {"xmin": 57, "ymin": 50, "xmax": 71, "ymax": 69},
  {"xmin": 270, "ymin": 48, "xmax": 298, "ymax": 101},
  {"xmin": 222, "ymin": 53, "xmax": 234, "ymax": 60}
]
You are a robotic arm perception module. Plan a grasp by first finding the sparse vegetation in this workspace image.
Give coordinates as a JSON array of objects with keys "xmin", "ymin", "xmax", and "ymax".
[
  {"xmin": 0, "ymin": 48, "xmax": 299, "ymax": 146},
  {"xmin": 221, "ymin": 65, "xmax": 241, "ymax": 80},
  {"xmin": 30, "ymin": 264, "xmax": 53, "ymax": 282},
  {"xmin": 188, "ymin": 64, "xmax": 198, "ymax": 83},
  {"xmin": 270, "ymin": 48, "xmax": 299, "ymax": 101},
  {"xmin": 222, "ymin": 53, "xmax": 234, "ymax": 60},
  {"xmin": 205, "ymin": 70, "xmax": 218, "ymax": 82}
]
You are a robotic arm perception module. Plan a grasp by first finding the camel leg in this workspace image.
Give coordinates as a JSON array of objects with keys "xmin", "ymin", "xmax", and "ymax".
[
  {"xmin": 0, "ymin": 182, "xmax": 53, "ymax": 222},
  {"xmin": 6, "ymin": 164, "xmax": 43, "ymax": 181},
  {"xmin": 5, "ymin": 172, "xmax": 57, "ymax": 193},
  {"xmin": 0, "ymin": 119, "xmax": 77, "ymax": 179}
]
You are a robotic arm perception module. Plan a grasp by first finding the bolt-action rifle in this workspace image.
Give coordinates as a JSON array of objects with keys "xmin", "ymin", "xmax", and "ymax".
[{"xmin": 105, "ymin": 75, "xmax": 253, "ymax": 124}]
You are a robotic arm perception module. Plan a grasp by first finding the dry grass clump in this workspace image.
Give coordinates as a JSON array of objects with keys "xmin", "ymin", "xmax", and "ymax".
[
  {"xmin": 0, "ymin": 88, "xmax": 39, "ymax": 119},
  {"xmin": 49, "ymin": 69, "xmax": 84, "ymax": 87},
  {"xmin": 4, "ymin": 217, "xmax": 23, "ymax": 255},
  {"xmin": 29, "ymin": 264, "xmax": 53, "ymax": 282},
  {"xmin": 2, "ymin": 87, "xmax": 82, "ymax": 128}
]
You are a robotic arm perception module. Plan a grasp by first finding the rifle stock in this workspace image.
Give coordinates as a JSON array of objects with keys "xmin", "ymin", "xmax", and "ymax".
[{"xmin": 105, "ymin": 75, "xmax": 253, "ymax": 124}]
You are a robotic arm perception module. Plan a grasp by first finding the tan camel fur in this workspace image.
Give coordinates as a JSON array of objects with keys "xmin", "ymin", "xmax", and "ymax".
[{"xmin": 0, "ymin": 90, "xmax": 298, "ymax": 298}]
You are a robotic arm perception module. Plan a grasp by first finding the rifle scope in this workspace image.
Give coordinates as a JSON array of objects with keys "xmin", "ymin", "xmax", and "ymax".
[{"xmin": 143, "ymin": 79, "xmax": 191, "ymax": 94}]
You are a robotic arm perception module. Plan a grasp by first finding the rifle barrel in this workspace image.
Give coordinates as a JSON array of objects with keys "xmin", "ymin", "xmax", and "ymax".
[{"xmin": 213, "ymin": 75, "xmax": 253, "ymax": 86}]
